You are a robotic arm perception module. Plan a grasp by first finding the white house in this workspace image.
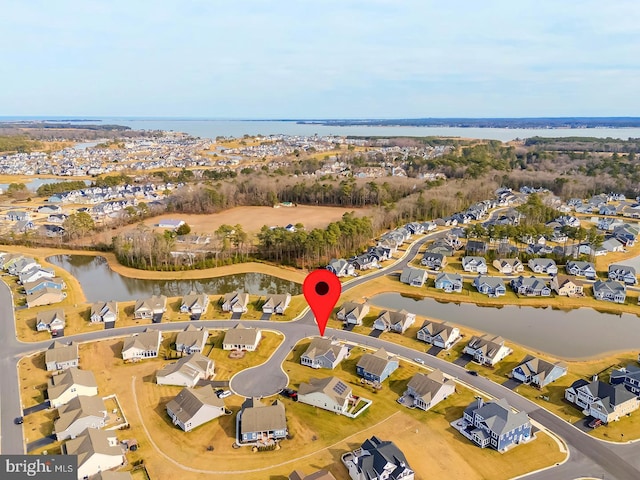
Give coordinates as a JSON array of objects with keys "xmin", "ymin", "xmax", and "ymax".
[
  {"xmin": 166, "ymin": 385, "xmax": 226, "ymax": 432},
  {"xmin": 63, "ymin": 428, "xmax": 124, "ymax": 479}
]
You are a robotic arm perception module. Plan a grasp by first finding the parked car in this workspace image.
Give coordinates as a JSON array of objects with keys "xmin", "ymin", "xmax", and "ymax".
[
  {"xmin": 280, "ymin": 388, "xmax": 298, "ymax": 401},
  {"xmin": 414, "ymin": 358, "xmax": 425, "ymax": 365},
  {"xmin": 14, "ymin": 417, "xmax": 23, "ymax": 425},
  {"xmin": 466, "ymin": 370, "xmax": 479, "ymax": 376},
  {"xmin": 217, "ymin": 390, "xmax": 232, "ymax": 399},
  {"xmin": 589, "ymin": 418, "xmax": 603, "ymax": 429}
]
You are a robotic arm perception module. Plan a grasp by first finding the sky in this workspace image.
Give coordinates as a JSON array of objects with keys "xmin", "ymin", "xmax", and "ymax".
[{"xmin": 2, "ymin": 0, "xmax": 640, "ymax": 118}]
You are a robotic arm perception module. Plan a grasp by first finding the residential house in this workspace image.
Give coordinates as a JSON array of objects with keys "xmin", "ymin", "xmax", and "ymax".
[
  {"xmin": 613, "ymin": 225, "xmax": 638, "ymax": 247},
  {"xmin": 608, "ymin": 264, "xmax": 637, "ymax": 285},
  {"xmin": 565, "ymin": 379, "xmax": 640, "ymax": 423},
  {"xmin": 336, "ymin": 301, "xmax": 370, "ymax": 326},
  {"xmin": 424, "ymin": 242, "xmax": 454, "ymax": 257},
  {"xmin": 372, "ymin": 309, "xmax": 416, "ymax": 333},
  {"xmin": 342, "ymin": 436, "xmax": 414, "ymax": 480},
  {"xmin": 47, "ymin": 367, "xmax": 98, "ymax": 408},
  {"xmin": 26, "ymin": 287, "xmax": 66, "ymax": 308},
  {"xmin": 401, "ymin": 370, "xmax": 455, "ymax": 411},
  {"xmin": 121, "ymin": 329, "xmax": 162, "ymax": 361},
  {"xmin": 262, "ymin": 293, "xmax": 291, "ymax": 314},
  {"xmin": 23, "ymin": 277, "xmax": 66, "ymax": 296},
  {"xmin": 175, "ymin": 325, "xmax": 208, "ymax": 354},
  {"xmin": 222, "ymin": 324, "xmax": 261, "ymax": 351},
  {"xmin": 528, "ymin": 258, "xmax": 558, "ymax": 275},
  {"xmin": 90, "ymin": 301, "xmax": 119, "ymax": 325},
  {"xmin": 10, "ymin": 257, "xmax": 40, "ymax": 275},
  {"xmin": 399, "ymin": 267, "xmax": 427, "ymax": 287},
  {"xmin": 472, "ymin": 275, "xmax": 506, "ymax": 297},
  {"xmin": 156, "ymin": 352, "xmax": 215, "ymax": 387},
  {"xmin": 6, "ymin": 210, "xmax": 30, "ymax": 221},
  {"xmin": 421, "ymin": 252, "xmax": 447, "ymax": 270},
  {"xmin": 462, "ymin": 256, "xmax": 488, "ymax": 274},
  {"xmin": 289, "ymin": 470, "xmax": 337, "ymax": 480},
  {"xmin": 300, "ymin": 337, "xmax": 349, "ymax": 369},
  {"xmin": 592, "ymin": 279, "xmax": 627, "ymax": 304},
  {"xmin": 166, "ymin": 385, "xmax": 226, "ymax": 432},
  {"xmin": 298, "ymin": 376, "xmax": 354, "ymax": 415},
  {"xmin": 221, "ymin": 291, "xmax": 250, "ymax": 313},
  {"xmin": 492, "ymin": 258, "xmax": 524, "ymax": 274},
  {"xmin": 1, "ymin": 253, "xmax": 24, "ymax": 270},
  {"xmin": 158, "ymin": 218, "xmax": 185, "ymax": 229},
  {"xmin": 610, "ymin": 364, "xmax": 640, "ymax": 395},
  {"xmin": 512, "ymin": 355, "xmax": 568, "ymax": 388},
  {"xmin": 36, "ymin": 308, "xmax": 66, "ymax": 335},
  {"xmin": 63, "ymin": 428, "xmax": 124, "ymax": 480},
  {"xmin": 602, "ymin": 237, "xmax": 624, "ymax": 253},
  {"xmin": 509, "ymin": 276, "xmax": 551, "ymax": 296},
  {"xmin": 416, "ymin": 320, "xmax": 460, "ymax": 350},
  {"xmin": 45, "ymin": 341, "xmax": 79, "ymax": 371},
  {"xmin": 349, "ymin": 254, "xmax": 379, "ymax": 271},
  {"xmin": 463, "ymin": 334, "xmax": 512, "ymax": 366},
  {"xmin": 434, "ymin": 272, "xmax": 463, "ymax": 293},
  {"xmin": 458, "ymin": 398, "xmax": 532, "ymax": 451},
  {"xmin": 368, "ymin": 246, "xmax": 392, "ymax": 262},
  {"xmin": 356, "ymin": 348, "xmax": 399, "ymax": 383},
  {"xmin": 550, "ymin": 275, "xmax": 584, "ymax": 297},
  {"xmin": 18, "ymin": 267, "xmax": 55, "ymax": 285},
  {"xmin": 237, "ymin": 398, "xmax": 288, "ymax": 444},
  {"xmin": 565, "ymin": 261, "xmax": 597, "ymax": 279},
  {"xmin": 54, "ymin": 395, "xmax": 108, "ymax": 441},
  {"xmin": 326, "ymin": 258, "xmax": 355, "ymax": 277},
  {"xmin": 133, "ymin": 295, "xmax": 167, "ymax": 320},
  {"xmin": 180, "ymin": 291, "xmax": 210, "ymax": 315},
  {"xmin": 466, "ymin": 240, "xmax": 488, "ymax": 255}
]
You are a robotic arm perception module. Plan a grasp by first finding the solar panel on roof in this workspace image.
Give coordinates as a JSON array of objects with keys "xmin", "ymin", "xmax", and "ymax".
[{"xmin": 333, "ymin": 381, "xmax": 347, "ymax": 395}]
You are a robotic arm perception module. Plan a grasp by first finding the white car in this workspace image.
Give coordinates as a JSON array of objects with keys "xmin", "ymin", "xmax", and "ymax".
[
  {"xmin": 414, "ymin": 358, "xmax": 425, "ymax": 365},
  {"xmin": 218, "ymin": 390, "xmax": 232, "ymax": 398}
]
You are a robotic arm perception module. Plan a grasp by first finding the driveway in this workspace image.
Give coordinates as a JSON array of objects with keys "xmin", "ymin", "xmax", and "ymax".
[
  {"xmin": 453, "ymin": 355, "xmax": 471, "ymax": 367},
  {"xmin": 23, "ymin": 400, "xmax": 50, "ymax": 416},
  {"xmin": 502, "ymin": 378, "xmax": 521, "ymax": 390},
  {"xmin": 368, "ymin": 329, "xmax": 382, "ymax": 338},
  {"xmin": 426, "ymin": 345, "xmax": 443, "ymax": 356},
  {"xmin": 26, "ymin": 434, "xmax": 56, "ymax": 453},
  {"xmin": 230, "ymin": 312, "xmax": 242, "ymax": 320},
  {"xmin": 196, "ymin": 379, "xmax": 230, "ymax": 388},
  {"xmin": 259, "ymin": 313, "xmax": 272, "ymax": 321},
  {"xmin": 190, "ymin": 313, "xmax": 202, "ymax": 321},
  {"xmin": 152, "ymin": 313, "xmax": 163, "ymax": 323}
]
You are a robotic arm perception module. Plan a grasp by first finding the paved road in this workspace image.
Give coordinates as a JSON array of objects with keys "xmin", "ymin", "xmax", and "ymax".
[{"xmin": 1, "ymin": 209, "xmax": 639, "ymax": 478}]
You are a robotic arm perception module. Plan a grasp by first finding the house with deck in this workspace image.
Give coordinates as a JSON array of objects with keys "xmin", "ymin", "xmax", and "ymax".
[
  {"xmin": 434, "ymin": 272, "xmax": 463, "ymax": 293},
  {"xmin": 512, "ymin": 355, "xmax": 567, "ymax": 388},
  {"xmin": 401, "ymin": 370, "xmax": 455, "ymax": 411},
  {"xmin": 336, "ymin": 301, "xmax": 370, "ymax": 326},
  {"xmin": 237, "ymin": 398, "xmax": 288, "ymax": 444},
  {"xmin": 416, "ymin": 319, "xmax": 460, "ymax": 349},
  {"xmin": 493, "ymin": 258, "xmax": 524, "ymax": 274},
  {"xmin": 298, "ymin": 376, "xmax": 354, "ymax": 415},
  {"xmin": 54, "ymin": 395, "xmax": 108, "ymax": 441},
  {"xmin": 610, "ymin": 364, "xmax": 640, "ymax": 395},
  {"xmin": 26, "ymin": 287, "xmax": 66, "ymax": 308},
  {"xmin": 24, "ymin": 277, "xmax": 66, "ymax": 296},
  {"xmin": 221, "ymin": 291, "xmax": 250, "ymax": 313},
  {"xmin": 356, "ymin": 348, "xmax": 398, "ymax": 383},
  {"xmin": 300, "ymin": 337, "xmax": 349, "ymax": 369},
  {"xmin": 457, "ymin": 398, "xmax": 532, "ymax": 451},
  {"xmin": 463, "ymin": 334, "xmax": 512, "ymax": 366},
  {"xmin": 134, "ymin": 295, "xmax": 167, "ymax": 320},
  {"xmin": 326, "ymin": 258, "xmax": 356, "ymax": 277},
  {"xmin": 592, "ymin": 279, "xmax": 627, "ymax": 304},
  {"xmin": 166, "ymin": 385, "xmax": 226, "ymax": 432},
  {"xmin": 156, "ymin": 353, "xmax": 215, "ymax": 387}
]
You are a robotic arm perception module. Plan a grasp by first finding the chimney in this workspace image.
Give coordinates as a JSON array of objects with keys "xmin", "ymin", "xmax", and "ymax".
[{"xmin": 475, "ymin": 396, "xmax": 483, "ymax": 410}]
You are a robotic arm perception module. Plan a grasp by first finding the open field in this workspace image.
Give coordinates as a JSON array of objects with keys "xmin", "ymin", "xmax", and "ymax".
[
  {"xmin": 91, "ymin": 205, "xmax": 372, "ymax": 243},
  {"xmin": 17, "ymin": 335, "xmax": 565, "ymax": 479}
]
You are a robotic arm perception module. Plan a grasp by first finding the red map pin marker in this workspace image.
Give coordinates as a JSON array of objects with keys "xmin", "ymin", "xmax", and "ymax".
[{"xmin": 303, "ymin": 269, "xmax": 342, "ymax": 337}]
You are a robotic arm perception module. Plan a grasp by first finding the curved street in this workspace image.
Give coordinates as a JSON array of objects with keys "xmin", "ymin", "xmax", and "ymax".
[{"xmin": 1, "ymin": 214, "xmax": 639, "ymax": 479}]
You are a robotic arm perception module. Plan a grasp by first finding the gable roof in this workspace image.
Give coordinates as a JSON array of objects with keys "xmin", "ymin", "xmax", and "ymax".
[
  {"xmin": 45, "ymin": 341, "xmax": 78, "ymax": 365},
  {"xmin": 357, "ymin": 348, "xmax": 396, "ymax": 376},
  {"xmin": 48, "ymin": 368, "xmax": 97, "ymax": 400},
  {"xmin": 156, "ymin": 353, "xmax": 213, "ymax": 382},
  {"xmin": 64, "ymin": 428, "xmax": 121, "ymax": 468},
  {"xmin": 176, "ymin": 325, "xmax": 208, "ymax": 348},
  {"xmin": 223, "ymin": 323, "xmax": 260, "ymax": 346},
  {"xmin": 55, "ymin": 395, "xmax": 107, "ymax": 434},
  {"xmin": 240, "ymin": 398, "xmax": 287, "ymax": 434},
  {"xmin": 356, "ymin": 436, "xmax": 413, "ymax": 479},
  {"xmin": 166, "ymin": 385, "xmax": 224, "ymax": 425},
  {"xmin": 302, "ymin": 337, "xmax": 345, "ymax": 363},
  {"xmin": 122, "ymin": 329, "xmax": 161, "ymax": 353},
  {"xmin": 465, "ymin": 398, "xmax": 529, "ymax": 436},
  {"xmin": 515, "ymin": 355, "xmax": 566, "ymax": 382},
  {"xmin": 407, "ymin": 370, "xmax": 451, "ymax": 403},
  {"xmin": 36, "ymin": 308, "xmax": 66, "ymax": 326},
  {"xmin": 298, "ymin": 376, "xmax": 352, "ymax": 406}
]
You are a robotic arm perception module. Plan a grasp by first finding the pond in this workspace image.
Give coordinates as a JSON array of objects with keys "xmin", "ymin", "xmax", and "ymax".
[
  {"xmin": 47, "ymin": 255, "xmax": 302, "ymax": 303},
  {"xmin": 0, "ymin": 178, "xmax": 91, "ymax": 192},
  {"xmin": 370, "ymin": 292, "xmax": 640, "ymax": 359}
]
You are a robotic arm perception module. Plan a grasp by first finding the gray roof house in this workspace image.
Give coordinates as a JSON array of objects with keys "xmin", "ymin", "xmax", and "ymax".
[
  {"xmin": 54, "ymin": 395, "xmax": 108, "ymax": 441},
  {"xmin": 473, "ymin": 275, "xmax": 506, "ymax": 297},
  {"xmin": 156, "ymin": 353, "xmax": 215, "ymax": 387},
  {"xmin": 298, "ymin": 376, "xmax": 355, "ymax": 415},
  {"xmin": 121, "ymin": 329, "xmax": 162, "ymax": 361},
  {"xmin": 565, "ymin": 379, "xmax": 640, "ymax": 423},
  {"xmin": 300, "ymin": 337, "xmax": 349, "ymax": 369},
  {"xmin": 336, "ymin": 301, "xmax": 370, "ymax": 325},
  {"xmin": 134, "ymin": 295, "xmax": 167, "ymax": 320},
  {"xmin": 509, "ymin": 276, "xmax": 551, "ymax": 297},
  {"xmin": 166, "ymin": 385, "xmax": 226, "ymax": 432},
  {"xmin": 356, "ymin": 348, "xmax": 399, "ymax": 383},
  {"xmin": 462, "ymin": 256, "xmax": 488, "ymax": 274},
  {"xmin": 45, "ymin": 341, "xmax": 79, "ymax": 371},
  {"xmin": 592, "ymin": 279, "xmax": 627, "ymax": 304},
  {"xmin": 463, "ymin": 334, "xmax": 512, "ymax": 366},
  {"xmin": 342, "ymin": 436, "xmax": 414, "ymax": 480},
  {"xmin": 223, "ymin": 324, "xmax": 261, "ymax": 351},
  {"xmin": 401, "ymin": 370, "xmax": 455, "ymax": 411},
  {"xmin": 262, "ymin": 293, "xmax": 291, "ymax": 314},
  {"xmin": 36, "ymin": 308, "xmax": 66, "ymax": 334},
  {"xmin": 610, "ymin": 364, "xmax": 640, "ymax": 395},
  {"xmin": 399, "ymin": 267, "xmax": 427, "ymax": 287},
  {"xmin": 63, "ymin": 428, "xmax": 124, "ymax": 480},
  {"xmin": 421, "ymin": 252, "xmax": 447, "ymax": 270},
  {"xmin": 221, "ymin": 291, "xmax": 250, "ymax": 313},
  {"xmin": 565, "ymin": 260, "xmax": 596, "ymax": 279},
  {"xmin": 434, "ymin": 272, "xmax": 463, "ymax": 293},
  {"xmin": 238, "ymin": 398, "xmax": 288, "ymax": 444},
  {"xmin": 90, "ymin": 301, "xmax": 118, "ymax": 324},
  {"xmin": 47, "ymin": 368, "xmax": 98, "ymax": 408},
  {"xmin": 458, "ymin": 398, "xmax": 532, "ymax": 451},
  {"xmin": 372, "ymin": 309, "xmax": 416, "ymax": 333},
  {"xmin": 416, "ymin": 320, "xmax": 460, "ymax": 350},
  {"xmin": 326, "ymin": 258, "xmax": 355, "ymax": 277},
  {"xmin": 180, "ymin": 291, "xmax": 210, "ymax": 315},
  {"xmin": 528, "ymin": 258, "xmax": 558, "ymax": 275},
  {"xmin": 512, "ymin": 355, "xmax": 568, "ymax": 388},
  {"xmin": 175, "ymin": 325, "xmax": 208, "ymax": 354},
  {"xmin": 608, "ymin": 264, "xmax": 637, "ymax": 285}
]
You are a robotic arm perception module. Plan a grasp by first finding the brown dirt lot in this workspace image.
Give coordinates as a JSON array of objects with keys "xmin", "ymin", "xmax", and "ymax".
[{"xmin": 92, "ymin": 205, "xmax": 372, "ymax": 243}]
